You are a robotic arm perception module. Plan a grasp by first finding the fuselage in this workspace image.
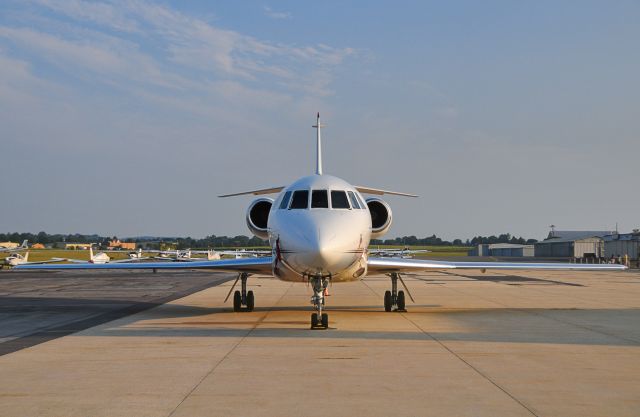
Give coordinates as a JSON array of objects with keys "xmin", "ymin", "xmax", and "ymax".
[
  {"xmin": 90, "ymin": 252, "xmax": 110, "ymax": 264},
  {"xmin": 5, "ymin": 252, "xmax": 27, "ymax": 266},
  {"xmin": 267, "ymin": 174, "xmax": 372, "ymax": 282}
]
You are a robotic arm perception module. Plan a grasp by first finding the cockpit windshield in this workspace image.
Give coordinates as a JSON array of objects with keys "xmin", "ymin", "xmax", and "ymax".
[
  {"xmin": 311, "ymin": 190, "xmax": 329, "ymax": 208},
  {"xmin": 289, "ymin": 190, "xmax": 309, "ymax": 209},
  {"xmin": 279, "ymin": 191, "xmax": 292, "ymax": 209},
  {"xmin": 331, "ymin": 191, "xmax": 350, "ymax": 209}
]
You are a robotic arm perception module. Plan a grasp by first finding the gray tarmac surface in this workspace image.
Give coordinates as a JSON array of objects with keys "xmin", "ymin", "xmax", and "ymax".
[
  {"xmin": 0, "ymin": 268, "xmax": 639, "ymax": 417},
  {"xmin": 0, "ymin": 270, "xmax": 232, "ymax": 355}
]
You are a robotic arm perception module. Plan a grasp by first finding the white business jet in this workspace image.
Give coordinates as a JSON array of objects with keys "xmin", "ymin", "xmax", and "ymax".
[{"xmin": 14, "ymin": 114, "xmax": 627, "ymax": 329}]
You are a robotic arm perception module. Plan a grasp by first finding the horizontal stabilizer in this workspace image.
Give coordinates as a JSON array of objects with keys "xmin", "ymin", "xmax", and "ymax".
[
  {"xmin": 355, "ymin": 186, "xmax": 418, "ymax": 197},
  {"xmin": 219, "ymin": 186, "xmax": 285, "ymax": 198}
]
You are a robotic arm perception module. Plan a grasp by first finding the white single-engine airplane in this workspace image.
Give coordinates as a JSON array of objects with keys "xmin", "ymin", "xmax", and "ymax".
[
  {"xmin": 0, "ymin": 240, "xmax": 29, "ymax": 253},
  {"xmin": 4, "ymin": 251, "xmax": 67, "ymax": 267},
  {"xmin": 64, "ymin": 245, "xmax": 147, "ymax": 264},
  {"xmin": 14, "ymin": 114, "xmax": 627, "ymax": 328}
]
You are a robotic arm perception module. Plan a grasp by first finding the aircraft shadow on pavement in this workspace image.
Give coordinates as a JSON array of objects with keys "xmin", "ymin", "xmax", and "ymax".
[
  {"xmin": 94, "ymin": 301, "xmax": 640, "ymax": 347},
  {"xmin": 430, "ymin": 272, "xmax": 586, "ymax": 286},
  {"xmin": 2, "ymin": 295, "xmax": 639, "ymax": 352}
]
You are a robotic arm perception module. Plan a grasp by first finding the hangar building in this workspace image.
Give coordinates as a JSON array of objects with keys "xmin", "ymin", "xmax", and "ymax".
[
  {"xmin": 603, "ymin": 232, "xmax": 639, "ymax": 260},
  {"xmin": 468, "ymin": 243, "xmax": 534, "ymax": 257},
  {"xmin": 534, "ymin": 230, "xmax": 611, "ymax": 258}
]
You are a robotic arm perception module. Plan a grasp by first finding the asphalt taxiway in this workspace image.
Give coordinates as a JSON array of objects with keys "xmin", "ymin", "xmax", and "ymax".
[{"xmin": 0, "ymin": 268, "xmax": 639, "ymax": 416}]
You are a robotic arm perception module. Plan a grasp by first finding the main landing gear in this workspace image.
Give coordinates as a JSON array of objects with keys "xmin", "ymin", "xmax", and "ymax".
[
  {"xmin": 384, "ymin": 272, "xmax": 407, "ymax": 312},
  {"xmin": 310, "ymin": 275, "xmax": 330, "ymax": 329},
  {"xmin": 225, "ymin": 273, "xmax": 255, "ymax": 312}
]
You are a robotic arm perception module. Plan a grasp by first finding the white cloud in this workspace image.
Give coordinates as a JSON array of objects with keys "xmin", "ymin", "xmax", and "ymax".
[
  {"xmin": 33, "ymin": 0, "xmax": 141, "ymax": 32},
  {"xmin": 263, "ymin": 6, "xmax": 292, "ymax": 20},
  {"xmin": 19, "ymin": 0, "xmax": 354, "ymax": 96}
]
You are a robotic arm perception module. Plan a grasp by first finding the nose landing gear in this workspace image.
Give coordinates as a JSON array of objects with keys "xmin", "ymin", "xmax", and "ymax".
[
  {"xmin": 310, "ymin": 275, "xmax": 330, "ymax": 329},
  {"xmin": 384, "ymin": 272, "xmax": 410, "ymax": 312}
]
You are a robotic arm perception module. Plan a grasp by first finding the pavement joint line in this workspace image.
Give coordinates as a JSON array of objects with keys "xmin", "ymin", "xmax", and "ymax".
[
  {"xmin": 439, "ymin": 270, "xmax": 583, "ymax": 287},
  {"xmin": 167, "ymin": 280, "xmax": 294, "ymax": 417},
  {"xmin": 440, "ymin": 275, "xmax": 640, "ymax": 346},
  {"xmin": 359, "ymin": 278, "xmax": 539, "ymax": 416},
  {"xmin": 401, "ymin": 311, "xmax": 540, "ymax": 417}
]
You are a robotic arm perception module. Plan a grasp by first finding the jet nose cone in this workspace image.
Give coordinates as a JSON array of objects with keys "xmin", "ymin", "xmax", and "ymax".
[
  {"xmin": 297, "ymin": 230, "xmax": 335, "ymax": 269},
  {"xmin": 311, "ymin": 237, "xmax": 337, "ymax": 268}
]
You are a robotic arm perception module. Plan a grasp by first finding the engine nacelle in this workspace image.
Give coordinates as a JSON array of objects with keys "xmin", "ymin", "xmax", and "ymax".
[
  {"xmin": 366, "ymin": 198, "xmax": 393, "ymax": 239},
  {"xmin": 246, "ymin": 198, "xmax": 273, "ymax": 240}
]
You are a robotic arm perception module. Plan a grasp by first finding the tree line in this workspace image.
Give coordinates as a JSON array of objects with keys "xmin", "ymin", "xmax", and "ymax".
[
  {"xmin": 372, "ymin": 233, "xmax": 537, "ymax": 246},
  {"xmin": 2, "ymin": 232, "xmax": 537, "ymax": 249}
]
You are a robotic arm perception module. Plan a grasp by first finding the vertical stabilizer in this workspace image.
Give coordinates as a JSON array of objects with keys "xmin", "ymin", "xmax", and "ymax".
[
  {"xmin": 312, "ymin": 113, "xmax": 324, "ymax": 175},
  {"xmin": 89, "ymin": 245, "xmax": 94, "ymax": 261}
]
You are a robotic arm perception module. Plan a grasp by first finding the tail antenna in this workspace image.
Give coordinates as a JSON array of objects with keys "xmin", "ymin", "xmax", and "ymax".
[{"xmin": 312, "ymin": 112, "xmax": 325, "ymax": 175}]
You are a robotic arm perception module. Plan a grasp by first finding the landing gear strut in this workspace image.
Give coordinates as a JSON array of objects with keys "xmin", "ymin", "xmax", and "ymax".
[
  {"xmin": 229, "ymin": 273, "xmax": 254, "ymax": 312},
  {"xmin": 310, "ymin": 275, "xmax": 329, "ymax": 329},
  {"xmin": 384, "ymin": 272, "xmax": 406, "ymax": 312}
]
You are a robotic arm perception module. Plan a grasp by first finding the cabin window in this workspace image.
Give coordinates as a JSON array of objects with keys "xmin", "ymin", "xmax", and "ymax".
[
  {"xmin": 331, "ymin": 190, "xmax": 350, "ymax": 209},
  {"xmin": 311, "ymin": 190, "xmax": 329, "ymax": 208},
  {"xmin": 279, "ymin": 191, "xmax": 292, "ymax": 209},
  {"xmin": 347, "ymin": 191, "xmax": 361, "ymax": 209},
  {"xmin": 289, "ymin": 190, "xmax": 309, "ymax": 209}
]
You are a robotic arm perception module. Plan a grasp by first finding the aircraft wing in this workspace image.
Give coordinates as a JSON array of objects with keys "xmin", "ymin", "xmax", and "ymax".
[
  {"xmin": 219, "ymin": 186, "xmax": 285, "ymax": 198},
  {"xmin": 369, "ymin": 249, "xmax": 430, "ymax": 256},
  {"xmin": 367, "ymin": 257, "xmax": 628, "ymax": 273},
  {"xmin": 109, "ymin": 258, "xmax": 153, "ymax": 263},
  {"xmin": 355, "ymin": 186, "xmax": 418, "ymax": 197},
  {"xmin": 13, "ymin": 257, "xmax": 274, "ymax": 274},
  {"xmin": 15, "ymin": 259, "xmax": 69, "ymax": 266}
]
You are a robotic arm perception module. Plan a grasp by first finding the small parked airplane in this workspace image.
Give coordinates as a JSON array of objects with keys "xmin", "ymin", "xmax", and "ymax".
[
  {"xmin": 369, "ymin": 247, "xmax": 430, "ymax": 258},
  {"xmin": 128, "ymin": 248, "xmax": 147, "ymax": 260},
  {"xmin": 0, "ymin": 240, "xmax": 28, "ymax": 253},
  {"xmin": 151, "ymin": 249, "xmax": 269, "ymax": 261},
  {"xmin": 64, "ymin": 245, "xmax": 147, "ymax": 264},
  {"xmin": 14, "ymin": 114, "xmax": 627, "ymax": 329},
  {"xmin": 4, "ymin": 251, "xmax": 67, "ymax": 267}
]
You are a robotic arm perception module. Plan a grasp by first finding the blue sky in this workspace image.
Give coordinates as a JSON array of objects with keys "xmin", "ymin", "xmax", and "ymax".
[{"xmin": 1, "ymin": 1, "xmax": 638, "ymax": 240}]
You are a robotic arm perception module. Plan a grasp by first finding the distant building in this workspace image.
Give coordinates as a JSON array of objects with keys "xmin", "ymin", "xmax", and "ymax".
[
  {"xmin": 31, "ymin": 243, "xmax": 45, "ymax": 249},
  {"xmin": 545, "ymin": 230, "xmax": 613, "ymax": 241},
  {"xmin": 108, "ymin": 240, "xmax": 136, "ymax": 250},
  {"xmin": 534, "ymin": 231, "xmax": 612, "ymax": 258},
  {"xmin": 603, "ymin": 232, "xmax": 639, "ymax": 260},
  {"xmin": 0, "ymin": 242, "xmax": 20, "ymax": 249},
  {"xmin": 65, "ymin": 243, "xmax": 92, "ymax": 250},
  {"xmin": 468, "ymin": 243, "xmax": 534, "ymax": 257}
]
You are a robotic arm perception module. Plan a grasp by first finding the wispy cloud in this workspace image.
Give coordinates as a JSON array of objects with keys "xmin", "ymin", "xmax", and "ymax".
[
  {"xmin": 263, "ymin": 6, "xmax": 292, "ymax": 20},
  {"xmin": 1, "ymin": 0, "xmax": 354, "ymax": 102}
]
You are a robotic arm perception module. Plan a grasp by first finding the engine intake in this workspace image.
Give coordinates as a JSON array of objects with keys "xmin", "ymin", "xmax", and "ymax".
[
  {"xmin": 366, "ymin": 198, "xmax": 393, "ymax": 239},
  {"xmin": 246, "ymin": 198, "xmax": 273, "ymax": 239}
]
